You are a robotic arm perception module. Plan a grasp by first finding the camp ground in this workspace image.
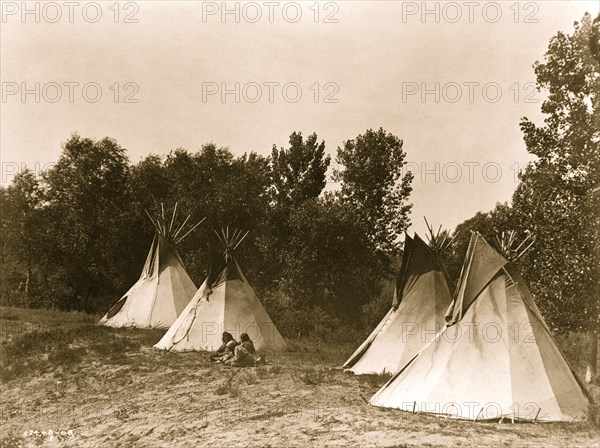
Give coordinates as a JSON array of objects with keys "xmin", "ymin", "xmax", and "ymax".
[{"xmin": 1, "ymin": 2, "xmax": 598, "ymax": 447}]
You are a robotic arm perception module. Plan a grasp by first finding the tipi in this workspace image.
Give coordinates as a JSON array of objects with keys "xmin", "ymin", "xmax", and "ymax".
[
  {"xmin": 98, "ymin": 204, "xmax": 203, "ymax": 329},
  {"xmin": 154, "ymin": 228, "xmax": 286, "ymax": 352},
  {"xmin": 343, "ymin": 232, "xmax": 454, "ymax": 375},
  {"xmin": 370, "ymin": 231, "xmax": 591, "ymax": 422}
]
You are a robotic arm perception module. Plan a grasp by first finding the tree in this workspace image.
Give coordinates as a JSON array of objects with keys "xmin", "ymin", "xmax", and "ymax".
[
  {"xmin": 335, "ymin": 128, "xmax": 413, "ymax": 251},
  {"xmin": 266, "ymin": 196, "xmax": 386, "ymax": 339},
  {"xmin": 447, "ymin": 202, "xmax": 515, "ymax": 282},
  {"xmin": 43, "ymin": 134, "xmax": 133, "ymax": 311},
  {"xmin": 0, "ymin": 176, "xmax": 47, "ymax": 306},
  {"xmin": 259, "ymin": 132, "xmax": 331, "ymax": 290},
  {"xmin": 513, "ymin": 13, "xmax": 599, "ymax": 380},
  {"xmin": 157, "ymin": 144, "xmax": 272, "ymax": 283},
  {"xmin": 130, "ymin": 154, "xmax": 170, "ymax": 211},
  {"xmin": 270, "ymin": 132, "xmax": 330, "ymax": 208},
  {"xmin": 5, "ymin": 171, "xmax": 44, "ymax": 299}
]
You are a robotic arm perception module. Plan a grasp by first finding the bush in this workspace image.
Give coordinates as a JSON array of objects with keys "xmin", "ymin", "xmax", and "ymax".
[
  {"xmin": 47, "ymin": 347, "xmax": 87, "ymax": 367},
  {"xmin": 0, "ymin": 358, "xmax": 50, "ymax": 383},
  {"xmin": 3, "ymin": 330, "xmax": 75, "ymax": 359},
  {"xmin": 555, "ymin": 331, "xmax": 599, "ymax": 386},
  {"xmin": 262, "ymin": 289, "xmax": 361, "ymax": 343},
  {"xmin": 360, "ymin": 281, "xmax": 395, "ymax": 337},
  {"xmin": 89, "ymin": 334, "xmax": 141, "ymax": 363}
]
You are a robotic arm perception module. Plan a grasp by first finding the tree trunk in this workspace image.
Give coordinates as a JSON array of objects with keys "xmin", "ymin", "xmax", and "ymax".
[
  {"xmin": 586, "ymin": 329, "xmax": 598, "ymax": 383},
  {"xmin": 25, "ymin": 257, "xmax": 31, "ymax": 295},
  {"xmin": 24, "ymin": 245, "xmax": 32, "ymax": 307}
]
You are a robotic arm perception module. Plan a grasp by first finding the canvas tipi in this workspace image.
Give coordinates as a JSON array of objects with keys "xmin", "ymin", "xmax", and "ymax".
[
  {"xmin": 98, "ymin": 204, "xmax": 203, "ymax": 329},
  {"xmin": 370, "ymin": 232, "xmax": 591, "ymax": 422},
  {"xmin": 343, "ymin": 232, "xmax": 454, "ymax": 375},
  {"xmin": 154, "ymin": 228, "xmax": 286, "ymax": 352}
]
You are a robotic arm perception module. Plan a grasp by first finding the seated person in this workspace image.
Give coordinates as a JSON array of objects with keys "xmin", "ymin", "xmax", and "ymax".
[
  {"xmin": 229, "ymin": 333, "xmax": 257, "ymax": 367},
  {"xmin": 239, "ymin": 333, "xmax": 255, "ymax": 355},
  {"xmin": 209, "ymin": 332, "xmax": 239, "ymax": 362},
  {"xmin": 220, "ymin": 340, "xmax": 238, "ymax": 364}
]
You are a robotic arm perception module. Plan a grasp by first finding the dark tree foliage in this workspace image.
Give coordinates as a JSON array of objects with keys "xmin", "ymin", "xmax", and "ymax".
[
  {"xmin": 513, "ymin": 13, "xmax": 599, "ymax": 333},
  {"xmin": 43, "ymin": 134, "xmax": 134, "ymax": 312},
  {"xmin": 282, "ymin": 197, "xmax": 381, "ymax": 316},
  {"xmin": 0, "ymin": 172, "xmax": 47, "ymax": 306},
  {"xmin": 0, "ymin": 129, "xmax": 408, "ymax": 339},
  {"xmin": 270, "ymin": 132, "xmax": 330, "ymax": 209},
  {"xmin": 335, "ymin": 127, "xmax": 413, "ymax": 251},
  {"xmin": 448, "ymin": 13, "xmax": 599, "ymax": 339}
]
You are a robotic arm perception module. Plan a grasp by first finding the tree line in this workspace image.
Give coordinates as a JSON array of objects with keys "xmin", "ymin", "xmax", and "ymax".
[
  {"xmin": 1, "ymin": 13, "xmax": 598, "ymax": 344},
  {"xmin": 0, "ymin": 128, "xmax": 412, "ymax": 341}
]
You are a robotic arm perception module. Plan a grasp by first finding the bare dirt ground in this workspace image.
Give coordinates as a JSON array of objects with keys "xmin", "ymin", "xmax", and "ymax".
[{"xmin": 0, "ymin": 306, "xmax": 598, "ymax": 448}]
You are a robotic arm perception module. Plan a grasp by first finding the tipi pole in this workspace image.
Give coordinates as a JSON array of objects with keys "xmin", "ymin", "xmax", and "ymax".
[
  {"xmin": 172, "ymin": 213, "xmax": 192, "ymax": 240},
  {"xmin": 233, "ymin": 231, "xmax": 249, "ymax": 251},
  {"xmin": 169, "ymin": 201, "xmax": 179, "ymax": 235},
  {"xmin": 145, "ymin": 209, "xmax": 160, "ymax": 232},
  {"xmin": 175, "ymin": 217, "xmax": 206, "ymax": 244}
]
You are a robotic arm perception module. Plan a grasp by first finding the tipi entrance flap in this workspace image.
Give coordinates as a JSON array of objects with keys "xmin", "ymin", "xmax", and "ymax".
[
  {"xmin": 141, "ymin": 235, "xmax": 158, "ymax": 279},
  {"xmin": 105, "ymin": 296, "xmax": 127, "ymax": 320},
  {"xmin": 446, "ymin": 232, "xmax": 508, "ymax": 326}
]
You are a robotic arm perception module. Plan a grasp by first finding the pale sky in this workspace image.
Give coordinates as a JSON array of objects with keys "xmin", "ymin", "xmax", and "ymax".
[{"xmin": 1, "ymin": 1, "xmax": 598, "ymax": 236}]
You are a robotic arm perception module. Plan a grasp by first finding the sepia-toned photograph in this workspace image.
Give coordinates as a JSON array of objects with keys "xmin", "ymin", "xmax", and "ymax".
[{"xmin": 0, "ymin": 1, "xmax": 599, "ymax": 446}]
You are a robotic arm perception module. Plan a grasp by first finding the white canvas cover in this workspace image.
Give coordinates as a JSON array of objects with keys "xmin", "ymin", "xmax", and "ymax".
[
  {"xmin": 343, "ymin": 234, "xmax": 453, "ymax": 374},
  {"xmin": 98, "ymin": 235, "xmax": 197, "ymax": 329},
  {"xmin": 155, "ymin": 258, "xmax": 286, "ymax": 352},
  {"xmin": 369, "ymin": 232, "xmax": 590, "ymax": 422}
]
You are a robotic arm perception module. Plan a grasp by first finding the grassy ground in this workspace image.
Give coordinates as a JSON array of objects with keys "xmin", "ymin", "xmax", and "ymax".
[{"xmin": 0, "ymin": 306, "xmax": 598, "ymax": 448}]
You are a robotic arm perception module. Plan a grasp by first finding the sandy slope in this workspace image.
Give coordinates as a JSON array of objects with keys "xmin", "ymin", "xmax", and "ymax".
[{"xmin": 0, "ymin": 307, "xmax": 598, "ymax": 448}]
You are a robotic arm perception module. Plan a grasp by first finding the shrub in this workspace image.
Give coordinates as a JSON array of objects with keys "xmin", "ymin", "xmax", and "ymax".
[
  {"xmin": 3, "ymin": 330, "xmax": 75, "ymax": 359},
  {"xmin": 47, "ymin": 347, "xmax": 87, "ymax": 367},
  {"xmin": 296, "ymin": 368, "xmax": 327, "ymax": 386}
]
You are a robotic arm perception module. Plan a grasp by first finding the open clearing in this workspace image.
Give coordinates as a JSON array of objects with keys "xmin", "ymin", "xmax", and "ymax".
[{"xmin": 0, "ymin": 307, "xmax": 598, "ymax": 448}]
